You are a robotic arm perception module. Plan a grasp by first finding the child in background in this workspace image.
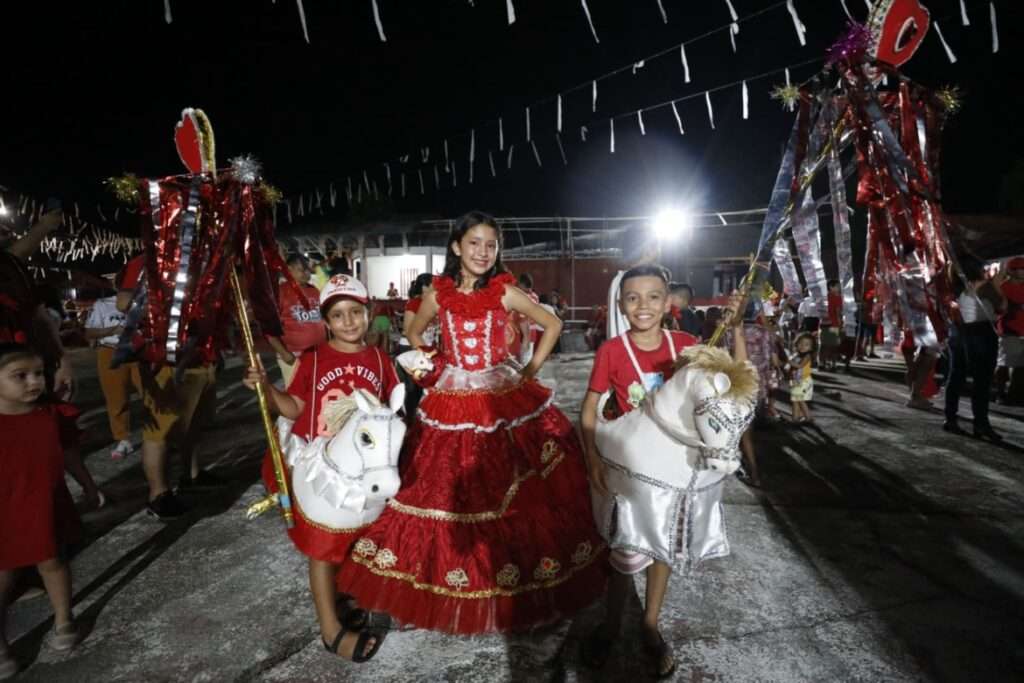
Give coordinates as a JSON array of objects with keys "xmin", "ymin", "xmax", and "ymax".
[
  {"xmin": 243, "ymin": 275, "xmax": 399, "ymax": 664},
  {"xmin": 269, "ymin": 254, "xmax": 324, "ymax": 388},
  {"xmin": 0, "ymin": 344, "xmax": 83, "ymax": 678},
  {"xmin": 787, "ymin": 332, "xmax": 816, "ymax": 423},
  {"xmin": 820, "ymin": 280, "xmax": 843, "ymax": 371}
]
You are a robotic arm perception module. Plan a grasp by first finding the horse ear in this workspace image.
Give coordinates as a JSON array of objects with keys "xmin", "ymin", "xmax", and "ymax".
[
  {"xmin": 388, "ymin": 384, "xmax": 406, "ymax": 415},
  {"xmin": 352, "ymin": 389, "xmax": 374, "ymax": 414},
  {"xmin": 712, "ymin": 372, "xmax": 731, "ymax": 396}
]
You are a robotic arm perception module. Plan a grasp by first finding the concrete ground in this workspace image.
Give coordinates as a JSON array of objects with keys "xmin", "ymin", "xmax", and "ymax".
[{"xmin": 6, "ymin": 346, "xmax": 1024, "ymax": 682}]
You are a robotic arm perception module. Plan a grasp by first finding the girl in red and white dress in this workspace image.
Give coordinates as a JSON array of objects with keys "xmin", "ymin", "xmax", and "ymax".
[
  {"xmin": 337, "ymin": 211, "xmax": 607, "ymax": 634},
  {"xmin": 243, "ymin": 275, "xmax": 399, "ymax": 664},
  {"xmin": 1, "ymin": 344, "xmax": 83, "ymax": 678}
]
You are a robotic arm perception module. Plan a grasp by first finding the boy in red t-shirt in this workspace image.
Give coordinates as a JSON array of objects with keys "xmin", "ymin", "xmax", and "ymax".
[
  {"xmin": 269, "ymin": 255, "xmax": 324, "ymax": 387},
  {"xmin": 243, "ymin": 274, "xmax": 398, "ymax": 664},
  {"xmin": 579, "ymin": 264, "xmax": 748, "ymax": 678}
]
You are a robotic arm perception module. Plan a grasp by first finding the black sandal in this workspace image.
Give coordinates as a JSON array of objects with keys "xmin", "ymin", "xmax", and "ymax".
[
  {"xmin": 580, "ymin": 624, "xmax": 614, "ymax": 669},
  {"xmin": 642, "ymin": 632, "xmax": 677, "ymax": 680},
  {"xmin": 322, "ymin": 626, "xmax": 384, "ymax": 663},
  {"xmin": 336, "ymin": 594, "xmax": 369, "ymax": 631}
]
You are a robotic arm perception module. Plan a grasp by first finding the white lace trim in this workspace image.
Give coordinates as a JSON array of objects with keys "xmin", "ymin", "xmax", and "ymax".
[
  {"xmin": 445, "ymin": 310, "xmax": 463, "ymax": 367},
  {"xmin": 416, "ymin": 393, "xmax": 553, "ymax": 433},
  {"xmin": 483, "ymin": 311, "xmax": 493, "ymax": 367}
]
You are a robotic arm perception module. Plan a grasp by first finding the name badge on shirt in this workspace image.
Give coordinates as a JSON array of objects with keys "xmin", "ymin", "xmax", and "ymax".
[{"xmin": 626, "ymin": 371, "xmax": 664, "ymax": 408}]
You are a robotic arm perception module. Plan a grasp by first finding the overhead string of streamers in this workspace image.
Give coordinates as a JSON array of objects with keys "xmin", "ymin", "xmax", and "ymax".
[
  {"xmin": 274, "ymin": 0, "xmax": 1003, "ymax": 224},
  {"xmin": 0, "ymin": 189, "xmax": 142, "ymax": 264},
  {"xmin": 706, "ymin": 0, "xmax": 979, "ymax": 351}
]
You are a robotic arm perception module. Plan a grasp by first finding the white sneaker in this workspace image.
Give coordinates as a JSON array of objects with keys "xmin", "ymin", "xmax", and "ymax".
[{"xmin": 111, "ymin": 440, "xmax": 134, "ymax": 460}]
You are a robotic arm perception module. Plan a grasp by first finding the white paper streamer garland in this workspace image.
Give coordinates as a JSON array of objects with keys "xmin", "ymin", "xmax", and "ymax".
[
  {"xmin": 507, "ymin": 145, "xmax": 514, "ymax": 169},
  {"xmin": 609, "ymin": 118, "xmax": 615, "ymax": 153},
  {"xmin": 655, "ymin": 0, "xmax": 667, "ymax": 24},
  {"xmin": 839, "ymin": 0, "xmax": 852, "ymax": 21},
  {"xmin": 671, "ymin": 101, "xmax": 685, "ymax": 135},
  {"xmin": 164, "ymin": 0, "xmax": 172, "ymax": 23},
  {"xmin": 372, "ymin": 0, "xmax": 386, "ymax": 41},
  {"xmin": 933, "ymin": 20, "xmax": 958, "ymax": 63},
  {"xmin": 296, "ymin": 0, "xmax": 310, "ymax": 44},
  {"xmin": 786, "ymin": 0, "xmax": 806, "ymax": 47},
  {"xmin": 525, "ymin": 106, "xmax": 531, "ymax": 142},
  {"xmin": 488, "ymin": 151, "xmax": 497, "ymax": 177},
  {"xmin": 705, "ymin": 91, "xmax": 715, "ymax": 129},
  {"xmin": 444, "ymin": 139, "xmax": 450, "ymax": 172},
  {"xmin": 592, "ymin": 80, "xmax": 598, "ymax": 112},
  {"xmin": 498, "ymin": 117, "xmax": 504, "ymax": 151},
  {"xmin": 637, "ymin": 110, "xmax": 646, "ymax": 135},
  {"xmin": 581, "ymin": 0, "xmax": 600, "ymax": 44},
  {"xmin": 960, "ymin": 0, "xmax": 970, "ymax": 26},
  {"xmin": 742, "ymin": 80, "xmax": 749, "ymax": 119},
  {"xmin": 530, "ymin": 140, "xmax": 542, "ymax": 167},
  {"xmin": 990, "ymin": 3, "xmax": 999, "ymax": 53},
  {"xmin": 680, "ymin": 44, "xmax": 691, "ymax": 83},
  {"xmin": 556, "ymin": 133, "xmax": 568, "ymax": 165},
  {"xmin": 556, "ymin": 95, "xmax": 562, "ymax": 132},
  {"xmin": 506, "ymin": 0, "xmax": 516, "ymax": 25}
]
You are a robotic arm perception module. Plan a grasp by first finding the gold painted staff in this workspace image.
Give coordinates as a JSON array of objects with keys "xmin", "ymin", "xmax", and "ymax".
[{"xmin": 229, "ymin": 267, "xmax": 295, "ymax": 528}]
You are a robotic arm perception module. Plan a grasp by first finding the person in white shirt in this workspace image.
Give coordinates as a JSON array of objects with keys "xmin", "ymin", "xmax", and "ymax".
[
  {"xmin": 84, "ymin": 284, "xmax": 140, "ymax": 460},
  {"xmin": 943, "ymin": 257, "xmax": 1006, "ymax": 441}
]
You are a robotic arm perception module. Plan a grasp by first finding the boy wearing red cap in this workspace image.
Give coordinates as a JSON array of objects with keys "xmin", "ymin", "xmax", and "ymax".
[{"xmin": 242, "ymin": 273, "xmax": 399, "ymax": 664}]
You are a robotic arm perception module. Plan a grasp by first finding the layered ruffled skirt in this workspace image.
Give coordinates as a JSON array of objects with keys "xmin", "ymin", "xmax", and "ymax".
[{"xmin": 335, "ymin": 363, "xmax": 608, "ymax": 633}]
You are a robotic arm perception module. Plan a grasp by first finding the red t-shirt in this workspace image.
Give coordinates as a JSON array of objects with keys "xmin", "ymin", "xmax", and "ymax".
[
  {"xmin": 827, "ymin": 292, "xmax": 842, "ymax": 328},
  {"xmin": 588, "ymin": 330, "xmax": 699, "ymax": 414},
  {"xmin": 278, "ymin": 284, "xmax": 324, "ymax": 353},
  {"xmin": 286, "ymin": 343, "xmax": 400, "ymax": 440},
  {"xmin": 119, "ymin": 254, "xmax": 145, "ymax": 291},
  {"xmin": 1001, "ymin": 281, "xmax": 1024, "ymax": 337}
]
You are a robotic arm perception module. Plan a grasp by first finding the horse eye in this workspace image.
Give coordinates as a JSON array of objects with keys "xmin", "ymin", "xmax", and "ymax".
[{"xmin": 360, "ymin": 431, "xmax": 374, "ymax": 446}]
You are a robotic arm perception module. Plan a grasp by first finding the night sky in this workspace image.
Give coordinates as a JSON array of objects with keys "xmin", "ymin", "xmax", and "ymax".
[{"xmin": 2, "ymin": 0, "xmax": 1021, "ymax": 232}]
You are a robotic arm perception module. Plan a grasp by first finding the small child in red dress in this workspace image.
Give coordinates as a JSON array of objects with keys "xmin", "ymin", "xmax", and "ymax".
[
  {"xmin": 0, "ymin": 344, "xmax": 83, "ymax": 678},
  {"xmin": 243, "ymin": 275, "xmax": 399, "ymax": 664}
]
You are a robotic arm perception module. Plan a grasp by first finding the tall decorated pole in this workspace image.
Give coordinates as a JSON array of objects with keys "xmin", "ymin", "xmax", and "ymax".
[
  {"xmin": 710, "ymin": 0, "xmax": 958, "ymax": 349},
  {"xmin": 109, "ymin": 108, "xmax": 301, "ymax": 528}
]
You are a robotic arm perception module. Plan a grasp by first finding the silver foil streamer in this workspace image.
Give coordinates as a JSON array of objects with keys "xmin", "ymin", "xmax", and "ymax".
[
  {"xmin": 827, "ymin": 141, "xmax": 858, "ymax": 337},
  {"xmin": 165, "ymin": 177, "xmax": 203, "ymax": 364},
  {"xmin": 789, "ymin": 103, "xmax": 833, "ymax": 317},
  {"xmin": 773, "ymin": 237, "xmax": 803, "ymax": 297}
]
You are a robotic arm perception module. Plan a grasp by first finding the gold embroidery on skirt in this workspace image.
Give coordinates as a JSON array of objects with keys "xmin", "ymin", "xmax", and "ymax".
[
  {"xmin": 349, "ymin": 541, "xmax": 606, "ymax": 599},
  {"xmin": 496, "ymin": 564, "xmax": 521, "ymax": 587},
  {"xmin": 533, "ymin": 557, "xmax": 561, "ymax": 580},
  {"xmin": 295, "ymin": 498, "xmax": 369, "ymax": 534}
]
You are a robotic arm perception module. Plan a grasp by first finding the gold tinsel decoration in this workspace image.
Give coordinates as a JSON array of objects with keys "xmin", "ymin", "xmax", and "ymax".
[
  {"xmin": 769, "ymin": 83, "xmax": 801, "ymax": 111},
  {"xmin": 257, "ymin": 182, "xmax": 282, "ymax": 206},
  {"xmin": 936, "ymin": 85, "xmax": 963, "ymax": 114},
  {"xmin": 105, "ymin": 173, "xmax": 140, "ymax": 204}
]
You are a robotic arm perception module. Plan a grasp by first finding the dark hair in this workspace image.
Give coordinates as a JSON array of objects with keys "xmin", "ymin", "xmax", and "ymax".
[
  {"xmin": 669, "ymin": 282, "xmax": 694, "ymax": 297},
  {"xmin": 518, "ymin": 273, "xmax": 533, "ymax": 289},
  {"xmin": 408, "ymin": 272, "xmax": 434, "ymax": 299},
  {"xmin": 960, "ymin": 256, "xmax": 985, "ymax": 283},
  {"xmin": 0, "ymin": 343, "xmax": 43, "ymax": 370},
  {"xmin": 794, "ymin": 332, "xmax": 818, "ymax": 355},
  {"xmin": 827, "ymin": 279, "xmax": 840, "ymax": 289},
  {"xmin": 441, "ymin": 210, "xmax": 507, "ymax": 290},
  {"xmin": 286, "ymin": 254, "xmax": 308, "ymax": 268},
  {"xmin": 620, "ymin": 264, "xmax": 670, "ymax": 291}
]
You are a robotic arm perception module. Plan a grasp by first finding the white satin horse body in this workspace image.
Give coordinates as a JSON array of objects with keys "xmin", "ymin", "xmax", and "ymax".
[
  {"xmin": 280, "ymin": 386, "xmax": 406, "ymax": 530},
  {"xmin": 593, "ymin": 346, "xmax": 756, "ymax": 570}
]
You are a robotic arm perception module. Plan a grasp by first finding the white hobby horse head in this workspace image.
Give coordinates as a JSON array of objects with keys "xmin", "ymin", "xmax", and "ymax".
[
  {"xmin": 596, "ymin": 345, "xmax": 757, "ymax": 481},
  {"xmin": 293, "ymin": 385, "xmax": 406, "ymax": 528},
  {"xmin": 646, "ymin": 346, "xmax": 758, "ymax": 473}
]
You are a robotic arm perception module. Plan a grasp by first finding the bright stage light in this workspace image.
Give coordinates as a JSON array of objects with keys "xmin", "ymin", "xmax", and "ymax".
[
  {"xmin": 0, "ymin": 203, "xmax": 8, "ymax": 217},
  {"xmin": 652, "ymin": 208, "xmax": 691, "ymax": 241}
]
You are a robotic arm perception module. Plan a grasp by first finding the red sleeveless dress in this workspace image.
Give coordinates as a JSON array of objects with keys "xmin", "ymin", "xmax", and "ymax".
[{"xmin": 336, "ymin": 273, "xmax": 607, "ymax": 633}]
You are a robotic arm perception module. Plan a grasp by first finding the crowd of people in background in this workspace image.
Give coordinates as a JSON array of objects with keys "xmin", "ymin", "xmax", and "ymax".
[{"xmin": 2, "ymin": 203, "xmax": 1021, "ymax": 675}]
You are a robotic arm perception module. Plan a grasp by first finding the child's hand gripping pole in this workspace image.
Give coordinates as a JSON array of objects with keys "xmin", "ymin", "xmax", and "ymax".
[{"xmin": 229, "ymin": 268, "xmax": 295, "ymax": 528}]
